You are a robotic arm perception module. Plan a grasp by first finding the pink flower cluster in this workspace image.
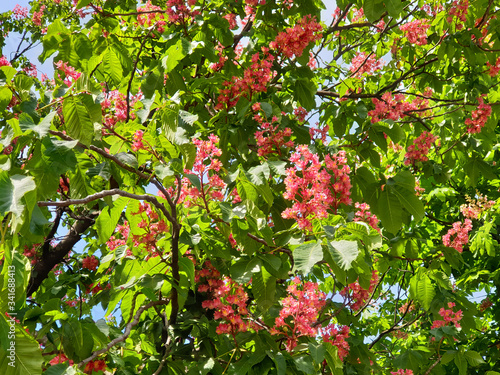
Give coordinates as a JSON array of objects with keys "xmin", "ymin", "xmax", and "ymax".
[
  {"xmin": 132, "ymin": 202, "xmax": 169, "ymax": 257},
  {"xmin": 197, "ymin": 261, "xmax": 257, "ymax": 335},
  {"xmin": 479, "ymin": 297, "xmax": 492, "ymax": 312},
  {"xmin": 431, "ymin": 302, "xmax": 463, "ymax": 329},
  {"xmin": 369, "ymin": 92, "xmax": 429, "ymax": 123},
  {"xmin": 137, "ymin": 2, "xmax": 167, "ymax": 33},
  {"xmin": 391, "ymin": 370, "xmax": 413, "ymax": 375},
  {"xmin": 270, "ymin": 277, "xmax": 327, "ymax": 351},
  {"xmin": 12, "ymin": 4, "xmax": 28, "ymax": 20},
  {"xmin": 216, "ymin": 48, "xmax": 275, "ymax": 110},
  {"xmin": 270, "ymin": 15, "xmax": 323, "ymax": 59},
  {"xmin": 293, "ymin": 107, "xmax": 308, "ymax": 122},
  {"xmin": 131, "ymin": 130, "xmax": 146, "ymax": 152},
  {"xmin": 23, "ymin": 244, "xmax": 40, "ymax": 265},
  {"xmin": 404, "ymin": 131, "xmax": 437, "ymax": 166},
  {"xmin": 340, "ymin": 270, "xmax": 379, "ymax": 311},
  {"xmin": 82, "ymin": 255, "xmax": 99, "ymax": 271},
  {"xmin": 442, "ymin": 219, "xmax": 472, "ymax": 253},
  {"xmin": 486, "ymin": 57, "xmax": 500, "ymax": 77},
  {"xmin": 23, "ymin": 63, "xmax": 37, "ymax": 77},
  {"xmin": 353, "ymin": 202, "xmax": 380, "ymax": 232},
  {"xmin": 399, "ymin": 19, "xmax": 431, "ymax": 45},
  {"xmin": 0, "ymin": 56, "xmax": 11, "ymax": 67},
  {"xmin": 223, "ymin": 13, "xmax": 238, "ymax": 29},
  {"xmin": 350, "ymin": 52, "xmax": 383, "ymax": 77},
  {"xmin": 465, "ymin": 97, "xmax": 492, "ymax": 134},
  {"xmin": 165, "ymin": 0, "xmax": 200, "ymax": 24},
  {"xmin": 175, "ymin": 134, "xmax": 226, "ymax": 207},
  {"xmin": 254, "ymin": 112, "xmax": 294, "ymax": 157},
  {"xmin": 447, "ymin": 0, "xmax": 468, "ymax": 29},
  {"xmin": 32, "ymin": 5, "xmax": 45, "ymax": 27},
  {"xmin": 55, "ymin": 60, "xmax": 81, "ymax": 86},
  {"xmin": 100, "ymin": 90, "xmax": 141, "ymax": 129},
  {"xmin": 321, "ymin": 324, "xmax": 350, "ymax": 361},
  {"xmin": 137, "ymin": 0, "xmax": 199, "ymax": 29},
  {"xmin": 84, "ymin": 360, "xmax": 107, "ymax": 374},
  {"xmin": 309, "ymin": 123, "xmax": 329, "ymax": 144},
  {"xmin": 107, "ymin": 223, "xmax": 131, "ymax": 252},
  {"xmin": 282, "ymin": 146, "xmax": 352, "ymax": 231},
  {"xmin": 460, "ymin": 193, "xmax": 495, "ymax": 219},
  {"xmin": 49, "ymin": 353, "xmax": 74, "ymax": 366}
]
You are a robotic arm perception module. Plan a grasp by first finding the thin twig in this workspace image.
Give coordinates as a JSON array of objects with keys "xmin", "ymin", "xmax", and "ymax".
[{"xmin": 78, "ymin": 299, "xmax": 170, "ymax": 368}]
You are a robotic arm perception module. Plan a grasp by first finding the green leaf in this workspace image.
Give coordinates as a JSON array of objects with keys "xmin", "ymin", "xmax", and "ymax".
[
  {"xmin": 309, "ymin": 343, "xmax": 326, "ymax": 365},
  {"xmin": 326, "ymin": 240, "xmax": 359, "ymax": 270},
  {"xmin": 62, "ymin": 96, "xmax": 94, "ymax": 146},
  {"xmin": 114, "ymin": 152, "xmax": 138, "ymax": 169},
  {"xmin": 294, "ymin": 79, "xmax": 316, "ymax": 110},
  {"xmin": 464, "ymin": 351, "xmax": 486, "ymax": 366},
  {"xmin": 0, "ymin": 87, "xmax": 12, "ymax": 111},
  {"xmin": 384, "ymin": 0, "xmax": 404, "ymax": 18},
  {"xmin": 454, "ymin": 352, "xmax": 468, "ymax": 375},
  {"xmin": 102, "ymin": 48, "xmax": 123, "ymax": 86},
  {"xmin": 0, "ymin": 173, "xmax": 36, "ymax": 217},
  {"xmin": 252, "ymin": 268, "xmax": 276, "ymax": 312},
  {"xmin": 230, "ymin": 258, "xmax": 262, "ymax": 283},
  {"xmin": 364, "ymin": 0, "xmax": 386, "ymax": 22},
  {"xmin": 324, "ymin": 342, "xmax": 343, "ymax": 374},
  {"xmin": 392, "ymin": 186, "xmax": 424, "ymax": 222},
  {"xmin": 162, "ymin": 40, "xmax": 188, "ymax": 73},
  {"xmin": 410, "ymin": 272, "xmax": 435, "ymax": 310},
  {"xmin": 293, "ymin": 241, "xmax": 323, "ymax": 274},
  {"xmin": 62, "ymin": 321, "xmax": 93, "ymax": 362},
  {"xmin": 95, "ymin": 197, "xmax": 129, "ymax": 244},
  {"xmin": 377, "ymin": 190, "xmax": 402, "ymax": 234},
  {"xmin": 0, "ymin": 314, "xmax": 43, "ymax": 375}
]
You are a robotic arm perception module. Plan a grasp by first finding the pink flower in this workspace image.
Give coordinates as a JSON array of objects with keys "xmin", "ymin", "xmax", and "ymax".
[
  {"xmin": 281, "ymin": 146, "xmax": 351, "ymax": 231},
  {"xmin": 442, "ymin": 219, "xmax": 473, "ymax": 253},
  {"xmin": 12, "ymin": 4, "xmax": 28, "ymax": 20},
  {"xmin": 447, "ymin": 0, "xmax": 468, "ymax": 29},
  {"xmin": 32, "ymin": 5, "xmax": 45, "ymax": 27},
  {"xmin": 82, "ymin": 255, "xmax": 99, "ymax": 271},
  {"xmin": 465, "ymin": 96, "xmax": 491, "ymax": 134},
  {"xmin": 391, "ymin": 370, "xmax": 413, "ymax": 375},
  {"xmin": 486, "ymin": 57, "xmax": 500, "ymax": 77},
  {"xmin": 0, "ymin": 56, "xmax": 11, "ymax": 67},
  {"xmin": 271, "ymin": 277, "xmax": 327, "ymax": 351},
  {"xmin": 340, "ymin": 270, "xmax": 379, "ymax": 311},
  {"xmin": 350, "ymin": 52, "xmax": 383, "ymax": 77},
  {"xmin": 131, "ymin": 130, "xmax": 146, "ymax": 151},
  {"xmin": 404, "ymin": 131, "xmax": 437, "ymax": 166},
  {"xmin": 353, "ymin": 202, "xmax": 380, "ymax": 232},
  {"xmin": 322, "ymin": 324, "xmax": 350, "ymax": 361},
  {"xmin": 399, "ymin": 19, "xmax": 431, "ymax": 45},
  {"xmin": 270, "ymin": 15, "xmax": 323, "ymax": 58}
]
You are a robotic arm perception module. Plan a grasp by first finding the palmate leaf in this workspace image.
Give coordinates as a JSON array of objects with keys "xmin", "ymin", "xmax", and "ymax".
[
  {"xmin": 0, "ymin": 314, "xmax": 43, "ymax": 375},
  {"xmin": 293, "ymin": 241, "xmax": 323, "ymax": 274},
  {"xmin": 62, "ymin": 96, "xmax": 94, "ymax": 146},
  {"xmin": 0, "ymin": 173, "xmax": 36, "ymax": 217},
  {"xmin": 326, "ymin": 240, "xmax": 359, "ymax": 270},
  {"xmin": 377, "ymin": 189, "xmax": 402, "ymax": 234},
  {"xmin": 252, "ymin": 268, "xmax": 276, "ymax": 312}
]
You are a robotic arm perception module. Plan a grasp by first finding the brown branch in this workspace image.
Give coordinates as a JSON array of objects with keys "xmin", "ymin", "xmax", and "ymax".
[
  {"xmin": 78, "ymin": 299, "xmax": 170, "ymax": 368},
  {"xmin": 233, "ymin": 19, "xmax": 253, "ymax": 48},
  {"xmin": 38, "ymin": 188, "xmax": 176, "ymax": 225},
  {"xmin": 27, "ymin": 213, "xmax": 97, "ymax": 296}
]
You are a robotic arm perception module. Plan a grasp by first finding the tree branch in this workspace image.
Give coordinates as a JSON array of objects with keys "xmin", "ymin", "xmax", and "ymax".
[
  {"xmin": 27, "ymin": 213, "xmax": 98, "ymax": 297},
  {"xmin": 78, "ymin": 299, "xmax": 170, "ymax": 368}
]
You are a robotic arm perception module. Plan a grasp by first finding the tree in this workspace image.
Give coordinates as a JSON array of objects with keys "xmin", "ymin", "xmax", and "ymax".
[{"xmin": 0, "ymin": 0, "xmax": 500, "ymax": 373}]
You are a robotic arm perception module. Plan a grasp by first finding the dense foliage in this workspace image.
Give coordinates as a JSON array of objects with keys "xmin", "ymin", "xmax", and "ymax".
[{"xmin": 1, "ymin": 0, "xmax": 500, "ymax": 374}]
